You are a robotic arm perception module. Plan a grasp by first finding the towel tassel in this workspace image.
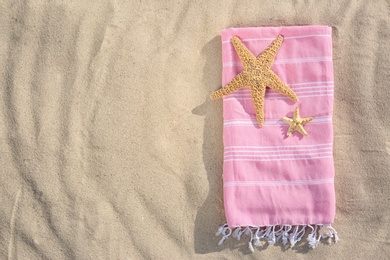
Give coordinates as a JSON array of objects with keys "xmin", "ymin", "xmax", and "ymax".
[{"xmin": 216, "ymin": 223, "xmax": 338, "ymax": 252}]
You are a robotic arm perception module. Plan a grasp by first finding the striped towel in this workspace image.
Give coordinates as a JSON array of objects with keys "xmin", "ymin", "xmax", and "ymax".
[{"xmin": 215, "ymin": 26, "xmax": 338, "ymax": 251}]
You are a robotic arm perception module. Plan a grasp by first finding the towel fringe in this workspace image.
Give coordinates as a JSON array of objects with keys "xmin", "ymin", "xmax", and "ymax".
[{"xmin": 216, "ymin": 224, "xmax": 338, "ymax": 251}]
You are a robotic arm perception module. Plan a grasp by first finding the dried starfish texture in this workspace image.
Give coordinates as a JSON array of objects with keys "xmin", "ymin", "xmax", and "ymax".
[
  {"xmin": 210, "ymin": 35, "xmax": 298, "ymax": 127},
  {"xmin": 282, "ymin": 107, "xmax": 313, "ymax": 137}
]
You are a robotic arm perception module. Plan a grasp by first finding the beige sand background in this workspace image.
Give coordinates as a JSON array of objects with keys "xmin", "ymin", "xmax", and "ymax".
[{"xmin": 0, "ymin": 0, "xmax": 389, "ymax": 259}]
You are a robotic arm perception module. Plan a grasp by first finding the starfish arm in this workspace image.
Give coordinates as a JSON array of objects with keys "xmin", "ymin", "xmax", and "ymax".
[
  {"xmin": 250, "ymin": 83, "xmax": 267, "ymax": 127},
  {"xmin": 296, "ymin": 124, "xmax": 308, "ymax": 136},
  {"xmin": 294, "ymin": 107, "xmax": 300, "ymax": 119},
  {"xmin": 282, "ymin": 117, "xmax": 294, "ymax": 137},
  {"xmin": 282, "ymin": 117, "xmax": 293, "ymax": 123},
  {"xmin": 210, "ymin": 72, "xmax": 248, "ymax": 99},
  {"xmin": 257, "ymin": 35, "xmax": 284, "ymax": 68},
  {"xmin": 301, "ymin": 117, "xmax": 313, "ymax": 125},
  {"xmin": 232, "ymin": 36, "xmax": 256, "ymax": 69},
  {"xmin": 286, "ymin": 127, "xmax": 294, "ymax": 137},
  {"xmin": 267, "ymin": 70, "xmax": 299, "ymax": 102}
]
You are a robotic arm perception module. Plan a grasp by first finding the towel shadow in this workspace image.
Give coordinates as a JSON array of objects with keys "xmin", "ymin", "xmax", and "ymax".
[{"xmin": 192, "ymin": 36, "xmax": 226, "ymax": 254}]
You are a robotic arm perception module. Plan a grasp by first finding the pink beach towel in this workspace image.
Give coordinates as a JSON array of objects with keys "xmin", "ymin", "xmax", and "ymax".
[{"xmin": 214, "ymin": 26, "xmax": 338, "ymax": 251}]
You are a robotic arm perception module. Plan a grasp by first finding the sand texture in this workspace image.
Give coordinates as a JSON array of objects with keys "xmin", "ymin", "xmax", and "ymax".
[{"xmin": 0, "ymin": 0, "xmax": 389, "ymax": 259}]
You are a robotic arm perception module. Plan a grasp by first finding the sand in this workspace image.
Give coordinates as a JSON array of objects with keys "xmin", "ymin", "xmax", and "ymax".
[{"xmin": 0, "ymin": 0, "xmax": 389, "ymax": 259}]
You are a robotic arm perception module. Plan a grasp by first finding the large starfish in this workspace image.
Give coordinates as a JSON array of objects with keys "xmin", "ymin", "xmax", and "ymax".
[
  {"xmin": 210, "ymin": 35, "xmax": 298, "ymax": 127},
  {"xmin": 282, "ymin": 107, "xmax": 313, "ymax": 137}
]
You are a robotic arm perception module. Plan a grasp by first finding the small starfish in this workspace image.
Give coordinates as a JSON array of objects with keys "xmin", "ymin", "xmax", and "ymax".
[
  {"xmin": 210, "ymin": 35, "xmax": 298, "ymax": 127},
  {"xmin": 282, "ymin": 107, "xmax": 313, "ymax": 137}
]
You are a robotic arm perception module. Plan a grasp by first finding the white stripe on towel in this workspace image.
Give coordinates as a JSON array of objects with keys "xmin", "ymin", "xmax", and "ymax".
[
  {"xmin": 223, "ymin": 56, "xmax": 332, "ymax": 67},
  {"xmin": 222, "ymin": 34, "xmax": 331, "ymax": 44},
  {"xmin": 225, "ymin": 143, "xmax": 332, "ymax": 150},
  {"xmin": 224, "ymin": 155, "xmax": 333, "ymax": 162},
  {"xmin": 231, "ymin": 87, "xmax": 334, "ymax": 96},
  {"xmin": 224, "ymin": 147, "xmax": 332, "ymax": 155},
  {"xmin": 223, "ymin": 117, "xmax": 332, "ymax": 127},
  {"xmin": 223, "ymin": 178, "xmax": 334, "ymax": 187},
  {"xmin": 224, "ymin": 151, "xmax": 333, "ymax": 159}
]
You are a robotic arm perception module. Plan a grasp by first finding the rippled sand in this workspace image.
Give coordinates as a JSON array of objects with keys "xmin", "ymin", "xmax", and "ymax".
[{"xmin": 1, "ymin": 0, "xmax": 389, "ymax": 259}]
